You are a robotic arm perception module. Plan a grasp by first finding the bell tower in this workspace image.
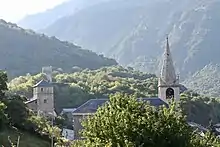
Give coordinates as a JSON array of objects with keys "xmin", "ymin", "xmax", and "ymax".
[
  {"xmin": 33, "ymin": 80, "xmax": 55, "ymax": 115},
  {"xmin": 158, "ymin": 37, "xmax": 180, "ymax": 101}
]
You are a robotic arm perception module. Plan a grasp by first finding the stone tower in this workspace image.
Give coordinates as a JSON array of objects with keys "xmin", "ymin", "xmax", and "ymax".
[
  {"xmin": 33, "ymin": 80, "xmax": 55, "ymax": 115},
  {"xmin": 158, "ymin": 37, "xmax": 180, "ymax": 101}
]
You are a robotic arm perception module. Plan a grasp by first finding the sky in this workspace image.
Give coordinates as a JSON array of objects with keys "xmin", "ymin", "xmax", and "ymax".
[{"xmin": 0, "ymin": 0, "xmax": 68, "ymax": 22}]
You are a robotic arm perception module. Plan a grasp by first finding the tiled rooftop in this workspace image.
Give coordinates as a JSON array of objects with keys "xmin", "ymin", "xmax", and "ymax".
[
  {"xmin": 33, "ymin": 79, "xmax": 52, "ymax": 88},
  {"xmin": 72, "ymin": 98, "xmax": 168, "ymax": 114}
]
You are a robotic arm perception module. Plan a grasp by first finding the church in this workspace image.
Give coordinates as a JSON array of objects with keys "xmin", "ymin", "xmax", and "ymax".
[
  {"xmin": 25, "ymin": 37, "xmax": 181, "ymax": 139},
  {"xmin": 71, "ymin": 37, "xmax": 181, "ymax": 139}
]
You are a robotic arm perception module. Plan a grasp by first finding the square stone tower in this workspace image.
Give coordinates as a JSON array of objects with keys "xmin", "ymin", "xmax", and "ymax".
[{"xmin": 33, "ymin": 80, "xmax": 55, "ymax": 115}]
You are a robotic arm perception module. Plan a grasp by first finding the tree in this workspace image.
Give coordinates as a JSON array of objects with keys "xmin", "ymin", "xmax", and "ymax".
[
  {"xmin": 0, "ymin": 71, "xmax": 8, "ymax": 99},
  {"xmin": 0, "ymin": 102, "xmax": 7, "ymax": 130},
  {"xmin": 5, "ymin": 98, "xmax": 28, "ymax": 128},
  {"xmin": 81, "ymin": 93, "xmax": 219, "ymax": 147}
]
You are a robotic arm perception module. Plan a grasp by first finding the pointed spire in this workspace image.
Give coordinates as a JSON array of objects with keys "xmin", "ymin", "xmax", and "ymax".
[{"xmin": 160, "ymin": 36, "xmax": 177, "ymax": 85}]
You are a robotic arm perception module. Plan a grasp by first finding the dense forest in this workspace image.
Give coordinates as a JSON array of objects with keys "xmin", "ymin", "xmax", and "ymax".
[
  {"xmin": 8, "ymin": 66, "xmax": 220, "ymax": 126},
  {"xmin": 0, "ymin": 19, "xmax": 117, "ymax": 78}
]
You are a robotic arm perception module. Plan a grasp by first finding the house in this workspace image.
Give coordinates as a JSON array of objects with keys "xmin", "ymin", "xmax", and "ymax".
[{"xmin": 72, "ymin": 37, "xmax": 181, "ymax": 139}]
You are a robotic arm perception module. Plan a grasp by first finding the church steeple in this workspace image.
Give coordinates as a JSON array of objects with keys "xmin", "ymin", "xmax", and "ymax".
[
  {"xmin": 158, "ymin": 36, "xmax": 180, "ymax": 101},
  {"xmin": 160, "ymin": 36, "xmax": 178, "ymax": 86}
]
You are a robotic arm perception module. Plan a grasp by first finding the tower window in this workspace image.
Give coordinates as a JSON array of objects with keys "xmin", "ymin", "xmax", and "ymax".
[
  {"xmin": 166, "ymin": 88, "xmax": 174, "ymax": 99},
  {"xmin": 41, "ymin": 88, "xmax": 44, "ymax": 92},
  {"xmin": 44, "ymin": 99, "xmax": 47, "ymax": 103}
]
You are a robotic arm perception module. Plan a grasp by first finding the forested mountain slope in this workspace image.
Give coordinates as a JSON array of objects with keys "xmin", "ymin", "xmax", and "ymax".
[
  {"xmin": 0, "ymin": 19, "xmax": 117, "ymax": 78},
  {"xmin": 183, "ymin": 63, "xmax": 220, "ymax": 97},
  {"xmin": 41, "ymin": 0, "xmax": 220, "ymax": 78}
]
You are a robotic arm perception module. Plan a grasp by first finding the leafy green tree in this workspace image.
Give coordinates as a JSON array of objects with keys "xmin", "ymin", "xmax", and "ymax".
[
  {"xmin": 81, "ymin": 93, "xmax": 219, "ymax": 147},
  {"xmin": 5, "ymin": 98, "xmax": 28, "ymax": 129},
  {"xmin": 0, "ymin": 102, "xmax": 7, "ymax": 130},
  {"xmin": 0, "ymin": 71, "xmax": 8, "ymax": 99}
]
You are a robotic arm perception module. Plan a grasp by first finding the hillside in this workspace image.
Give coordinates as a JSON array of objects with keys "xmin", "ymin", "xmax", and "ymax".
[
  {"xmin": 38, "ymin": 0, "xmax": 220, "ymax": 79},
  {"xmin": 183, "ymin": 63, "xmax": 220, "ymax": 97},
  {"xmin": 0, "ymin": 19, "xmax": 117, "ymax": 78}
]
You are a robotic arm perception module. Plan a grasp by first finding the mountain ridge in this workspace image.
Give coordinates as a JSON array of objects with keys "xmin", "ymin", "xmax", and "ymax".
[
  {"xmin": 40, "ymin": 0, "xmax": 220, "ymax": 77},
  {"xmin": 16, "ymin": 0, "xmax": 220, "ymax": 95},
  {"xmin": 0, "ymin": 19, "xmax": 117, "ymax": 78}
]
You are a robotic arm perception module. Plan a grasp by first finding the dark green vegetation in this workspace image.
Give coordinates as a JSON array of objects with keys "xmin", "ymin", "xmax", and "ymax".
[
  {"xmin": 8, "ymin": 66, "xmax": 220, "ymax": 126},
  {"xmin": 73, "ymin": 94, "xmax": 220, "ymax": 147},
  {"xmin": 0, "ymin": 19, "xmax": 117, "ymax": 78},
  {"xmin": 0, "ymin": 129, "xmax": 49, "ymax": 147},
  {"xmin": 0, "ymin": 71, "xmax": 63, "ymax": 146}
]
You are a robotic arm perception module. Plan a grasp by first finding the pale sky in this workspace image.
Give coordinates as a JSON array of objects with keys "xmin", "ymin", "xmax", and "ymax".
[{"xmin": 0, "ymin": 0, "xmax": 68, "ymax": 22}]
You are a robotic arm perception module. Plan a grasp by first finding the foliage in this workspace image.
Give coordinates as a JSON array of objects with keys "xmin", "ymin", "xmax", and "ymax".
[
  {"xmin": 0, "ymin": 19, "xmax": 117, "ymax": 78},
  {"xmin": 8, "ymin": 66, "xmax": 220, "ymax": 127},
  {"xmin": 180, "ymin": 91, "xmax": 220, "ymax": 126},
  {"xmin": 0, "ymin": 102, "xmax": 7, "ymax": 130},
  {"xmin": 0, "ymin": 71, "xmax": 8, "ymax": 99},
  {"xmin": 79, "ymin": 93, "xmax": 219, "ymax": 147},
  {"xmin": 0, "ymin": 128, "xmax": 50, "ymax": 147},
  {"xmin": 9, "ymin": 66, "xmax": 157, "ymax": 112},
  {"xmin": 5, "ymin": 98, "xmax": 29, "ymax": 129}
]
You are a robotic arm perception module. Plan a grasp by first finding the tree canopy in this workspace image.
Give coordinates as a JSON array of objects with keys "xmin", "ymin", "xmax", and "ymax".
[{"xmin": 77, "ymin": 93, "xmax": 220, "ymax": 147}]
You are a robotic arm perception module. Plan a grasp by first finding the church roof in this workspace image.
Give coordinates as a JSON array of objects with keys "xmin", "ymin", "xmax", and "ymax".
[
  {"xmin": 160, "ymin": 37, "xmax": 177, "ymax": 85},
  {"xmin": 33, "ymin": 79, "xmax": 52, "ymax": 88},
  {"xmin": 72, "ymin": 98, "xmax": 168, "ymax": 115}
]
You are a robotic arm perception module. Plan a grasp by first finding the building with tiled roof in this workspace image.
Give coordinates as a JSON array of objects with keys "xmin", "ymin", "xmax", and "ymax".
[
  {"xmin": 72, "ymin": 37, "xmax": 180, "ymax": 139},
  {"xmin": 25, "ymin": 79, "xmax": 56, "ymax": 116}
]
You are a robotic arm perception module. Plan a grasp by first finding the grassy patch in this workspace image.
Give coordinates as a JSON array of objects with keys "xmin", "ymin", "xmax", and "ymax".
[{"xmin": 0, "ymin": 128, "xmax": 50, "ymax": 147}]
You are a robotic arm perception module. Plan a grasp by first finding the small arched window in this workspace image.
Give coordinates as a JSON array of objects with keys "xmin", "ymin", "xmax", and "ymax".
[
  {"xmin": 44, "ymin": 99, "xmax": 47, "ymax": 103},
  {"xmin": 41, "ymin": 88, "xmax": 44, "ymax": 92},
  {"xmin": 166, "ymin": 88, "xmax": 174, "ymax": 99}
]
